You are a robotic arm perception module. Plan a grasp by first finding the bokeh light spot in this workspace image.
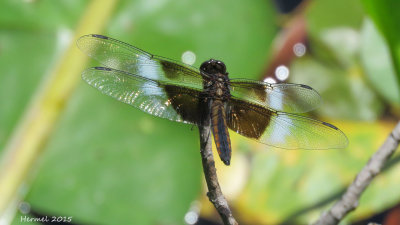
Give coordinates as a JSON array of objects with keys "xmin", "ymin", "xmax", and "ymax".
[
  {"xmin": 293, "ymin": 43, "xmax": 306, "ymax": 57},
  {"xmin": 184, "ymin": 211, "xmax": 199, "ymax": 224},
  {"xmin": 18, "ymin": 202, "xmax": 30, "ymax": 214},
  {"xmin": 275, "ymin": 65, "xmax": 289, "ymax": 81},
  {"xmin": 181, "ymin": 51, "xmax": 196, "ymax": 65}
]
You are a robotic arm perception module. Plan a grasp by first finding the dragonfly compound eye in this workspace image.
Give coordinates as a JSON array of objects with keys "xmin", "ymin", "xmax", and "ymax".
[{"xmin": 200, "ymin": 59, "xmax": 227, "ymax": 75}]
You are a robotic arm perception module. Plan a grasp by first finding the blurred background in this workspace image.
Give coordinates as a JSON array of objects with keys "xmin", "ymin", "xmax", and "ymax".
[{"xmin": 1, "ymin": 0, "xmax": 400, "ymax": 224}]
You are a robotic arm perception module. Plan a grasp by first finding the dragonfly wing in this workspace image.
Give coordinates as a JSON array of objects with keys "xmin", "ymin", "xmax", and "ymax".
[
  {"xmin": 230, "ymin": 79, "xmax": 322, "ymax": 113},
  {"xmin": 77, "ymin": 34, "xmax": 204, "ymax": 89},
  {"xmin": 82, "ymin": 67, "xmax": 204, "ymax": 125},
  {"xmin": 226, "ymin": 97, "xmax": 348, "ymax": 149}
]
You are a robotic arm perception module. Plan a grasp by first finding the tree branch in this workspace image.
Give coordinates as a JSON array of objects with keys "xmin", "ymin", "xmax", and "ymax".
[
  {"xmin": 198, "ymin": 103, "xmax": 238, "ymax": 225},
  {"xmin": 313, "ymin": 121, "xmax": 400, "ymax": 225}
]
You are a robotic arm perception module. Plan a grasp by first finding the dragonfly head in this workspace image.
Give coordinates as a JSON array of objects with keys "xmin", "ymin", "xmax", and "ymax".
[{"xmin": 200, "ymin": 59, "xmax": 228, "ymax": 76}]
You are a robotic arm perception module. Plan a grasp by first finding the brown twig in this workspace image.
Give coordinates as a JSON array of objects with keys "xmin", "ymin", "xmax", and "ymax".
[
  {"xmin": 313, "ymin": 121, "xmax": 400, "ymax": 225},
  {"xmin": 198, "ymin": 101, "xmax": 238, "ymax": 225}
]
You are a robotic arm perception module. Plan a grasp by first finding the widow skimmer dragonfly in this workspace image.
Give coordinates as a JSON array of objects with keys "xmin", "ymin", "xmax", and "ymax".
[{"xmin": 77, "ymin": 34, "xmax": 348, "ymax": 166}]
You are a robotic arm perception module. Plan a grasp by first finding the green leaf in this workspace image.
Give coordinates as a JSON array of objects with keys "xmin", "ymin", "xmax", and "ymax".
[
  {"xmin": 0, "ymin": 0, "xmax": 88, "ymax": 30},
  {"xmin": 296, "ymin": 0, "xmax": 384, "ymax": 120},
  {"xmin": 235, "ymin": 122, "xmax": 400, "ymax": 225},
  {"xmin": 305, "ymin": 0, "xmax": 364, "ymax": 69},
  {"xmin": 0, "ymin": 32, "xmax": 57, "ymax": 151},
  {"xmin": 20, "ymin": 84, "xmax": 202, "ymax": 225},
  {"xmin": 306, "ymin": 0, "xmax": 364, "ymax": 38},
  {"xmin": 1, "ymin": 0, "xmax": 279, "ymax": 224},
  {"xmin": 362, "ymin": 0, "xmax": 400, "ymax": 99},
  {"xmin": 106, "ymin": 0, "xmax": 277, "ymax": 79},
  {"xmin": 360, "ymin": 19, "xmax": 400, "ymax": 104},
  {"xmin": 290, "ymin": 56, "xmax": 383, "ymax": 121}
]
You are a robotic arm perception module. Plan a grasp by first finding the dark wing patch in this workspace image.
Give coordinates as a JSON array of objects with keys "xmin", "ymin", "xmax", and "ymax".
[
  {"xmin": 227, "ymin": 98, "xmax": 348, "ymax": 149},
  {"xmin": 163, "ymin": 85, "xmax": 203, "ymax": 124},
  {"xmin": 226, "ymin": 98, "xmax": 272, "ymax": 139}
]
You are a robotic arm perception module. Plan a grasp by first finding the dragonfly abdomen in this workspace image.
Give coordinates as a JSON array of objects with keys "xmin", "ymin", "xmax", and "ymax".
[{"xmin": 211, "ymin": 99, "xmax": 232, "ymax": 165}]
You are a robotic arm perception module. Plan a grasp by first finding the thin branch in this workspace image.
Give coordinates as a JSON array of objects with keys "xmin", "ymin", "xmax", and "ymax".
[
  {"xmin": 313, "ymin": 121, "xmax": 400, "ymax": 225},
  {"xmin": 198, "ymin": 102, "xmax": 238, "ymax": 225}
]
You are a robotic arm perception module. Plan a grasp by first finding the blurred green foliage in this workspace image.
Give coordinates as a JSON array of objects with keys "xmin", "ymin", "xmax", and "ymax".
[
  {"xmin": 296, "ymin": 0, "xmax": 384, "ymax": 121},
  {"xmin": 25, "ymin": 85, "xmax": 202, "ymax": 224},
  {"xmin": 0, "ymin": 33, "xmax": 56, "ymax": 151},
  {"xmin": 361, "ymin": 19, "xmax": 400, "ymax": 104},
  {"xmin": 1, "ymin": 0, "xmax": 400, "ymax": 224},
  {"xmin": 0, "ymin": 0, "xmax": 89, "ymax": 150},
  {"xmin": 234, "ymin": 0, "xmax": 400, "ymax": 224},
  {"xmin": 0, "ymin": 0, "xmax": 277, "ymax": 224},
  {"xmin": 363, "ymin": 0, "xmax": 400, "ymax": 91}
]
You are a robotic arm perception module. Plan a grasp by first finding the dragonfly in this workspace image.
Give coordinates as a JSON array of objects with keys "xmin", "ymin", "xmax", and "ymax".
[{"xmin": 77, "ymin": 34, "xmax": 348, "ymax": 166}]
